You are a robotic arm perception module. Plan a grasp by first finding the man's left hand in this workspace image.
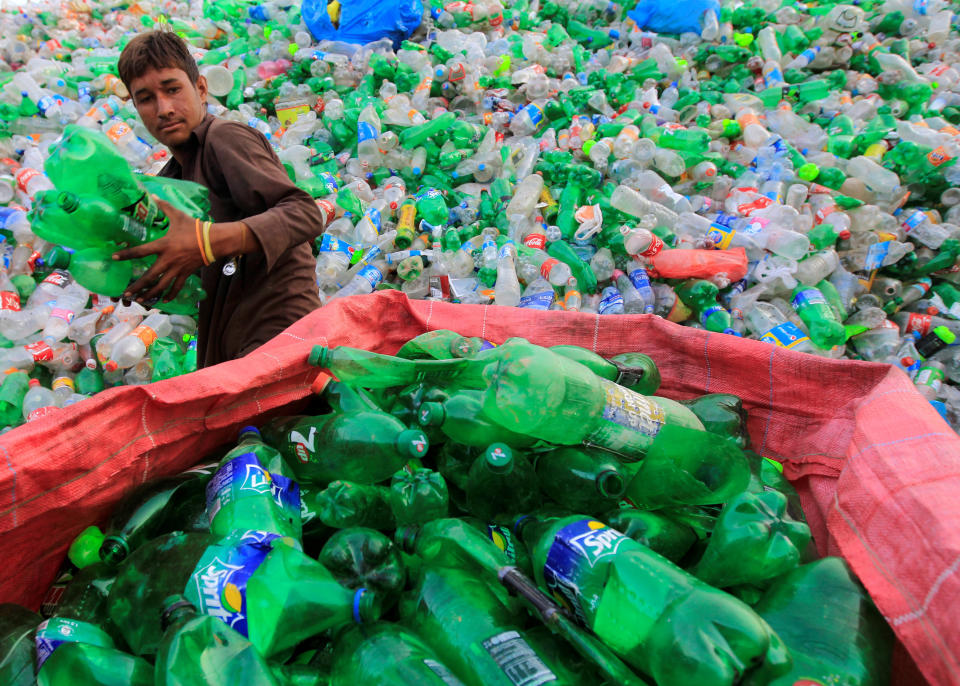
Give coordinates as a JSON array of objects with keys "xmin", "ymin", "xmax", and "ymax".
[{"xmin": 113, "ymin": 195, "xmax": 207, "ymax": 304}]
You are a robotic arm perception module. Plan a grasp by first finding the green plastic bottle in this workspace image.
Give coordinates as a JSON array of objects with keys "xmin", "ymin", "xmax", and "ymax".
[
  {"xmin": 330, "ymin": 623, "xmax": 465, "ymax": 686},
  {"xmin": 108, "ymin": 531, "xmax": 380, "ymax": 658},
  {"xmin": 28, "ymin": 190, "xmax": 153, "ymax": 250},
  {"xmin": 400, "ymin": 565, "xmax": 580, "ymax": 686},
  {"xmin": 309, "ymin": 344, "xmax": 485, "ymax": 389},
  {"xmin": 46, "ymin": 125, "xmax": 169, "ymax": 237},
  {"xmin": 206, "ymin": 450, "xmax": 300, "ymax": 542},
  {"xmin": 154, "ymin": 595, "xmax": 280, "ymax": 686},
  {"xmin": 677, "ymin": 279, "xmax": 738, "ymax": 335},
  {"xmin": 605, "ymin": 509, "xmax": 698, "ymax": 564},
  {"xmin": 534, "ymin": 447, "xmax": 627, "ymax": 514},
  {"xmin": 622, "ymin": 424, "xmax": 751, "ymax": 507},
  {"xmin": 99, "ymin": 472, "xmax": 210, "ymax": 566},
  {"xmin": 691, "ymin": 490, "xmax": 811, "ymax": 588},
  {"xmin": 389, "ymin": 468, "xmax": 449, "ymax": 526},
  {"xmin": 318, "ymin": 528, "xmax": 407, "ymax": 612},
  {"xmin": 35, "ymin": 617, "xmax": 152, "ymax": 686},
  {"xmin": 791, "ymin": 285, "xmax": 846, "ymax": 349},
  {"xmin": 744, "ymin": 558, "xmax": 894, "ymax": 686},
  {"xmin": 262, "ymin": 411, "xmax": 428, "ymax": 485},
  {"xmin": 418, "ymin": 389, "xmax": 538, "ymax": 447},
  {"xmin": 465, "ymin": 443, "xmax": 541, "ymax": 523},
  {"xmin": 0, "ymin": 604, "xmax": 41, "ymax": 686},
  {"xmin": 478, "ymin": 342, "xmax": 703, "ymax": 460},
  {"xmin": 0, "ymin": 371, "xmax": 30, "ymax": 427},
  {"xmin": 678, "ymin": 393, "xmax": 749, "ymax": 447},
  {"xmin": 315, "ymin": 480, "xmax": 395, "ymax": 530},
  {"xmin": 517, "ymin": 514, "xmax": 790, "ymax": 686}
]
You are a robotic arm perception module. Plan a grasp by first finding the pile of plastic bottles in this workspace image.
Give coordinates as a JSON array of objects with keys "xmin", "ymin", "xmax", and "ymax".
[
  {"xmin": 4, "ymin": 332, "xmax": 893, "ymax": 686},
  {"xmin": 4, "ymin": 0, "xmax": 960, "ymax": 430}
]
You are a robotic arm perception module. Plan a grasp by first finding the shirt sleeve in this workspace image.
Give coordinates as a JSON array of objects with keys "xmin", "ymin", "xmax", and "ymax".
[{"xmin": 204, "ymin": 120, "xmax": 332, "ymax": 273}]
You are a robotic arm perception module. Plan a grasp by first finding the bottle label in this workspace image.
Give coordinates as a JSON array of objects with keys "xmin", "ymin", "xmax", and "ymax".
[
  {"xmin": 706, "ymin": 224, "xmax": 735, "ymax": 250},
  {"xmin": 318, "ymin": 234, "xmax": 357, "ymax": 259},
  {"xmin": 628, "ymin": 268, "xmax": 651, "ymax": 291},
  {"xmin": 487, "ymin": 524, "xmax": 519, "ymax": 565},
  {"xmin": 121, "ymin": 192, "xmax": 166, "ymax": 231},
  {"xmin": 542, "ymin": 519, "xmax": 628, "ymax": 626},
  {"xmin": 761, "ymin": 322, "xmax": 810, "ymax": 349},
  {"xmin": 864, "ymin": 241, "xmax": 891, "ymax": 270},
  {"xmin": 269, "ymin": 472, "xmax": 301, "ymax": 523},
  {"xmin": 52, "ymin": 376, "xmax": 75, "ymax": 392},
  {"xmin": 205, "ymin": 453, "xmax": 274, "ymax": 524},
  {"xmin": 184, "ymin": 532, "xmax": 278, "ymax": 638},
  {"xmin": 598, "ymin": 289, "xmax": 624, "ymax": 314},
  {"xmin": 50, "ymin": 308, "xmax": 75, "ymax": 324},
  {"xmin": 0, "ymin": 291, "xmax": 20, "ymax": 311},
  {"xmin": 523, "ymin": 103, "xmax": 544, "ymax": 128},
  {"xmin": 700, "ymin": 305, "xmax": 725, "ymax": 326},
  {"xmin": 518, "ymin": 290, "xmax": 554, "ymax": 310},
  {"xmin": 365, "ymin": 207, "xmax": 382, "ymax": 234},
  {"xmin": 523, "ymin": 233, "xmax": 546, "ymax": 250},
  {"xmin": 357, "ymin": 121, "xmax": 378, "ymax": 143},
  {"xmin": 591, "ymin": 379, "xmax": 665, "ymax": 459},
  {"xmin": 25, "ymin": 340, "xmax": 54, "ymax": 362},
  {"xmin": 904, "ymin": 313, "xmax": 932, "ymax": 336},
  {"xmin": 27, "ymin": 405, "xmax": 58, "ymax": 422},
  {"xmin": 637, "ymin": 233, "xmax": 663, "ymax": 258},
  {"xmin": 791, "ymin": 288, "xmax": 827, "ymax": 310},
  {"xmin": 424, "ymin": 659, "xmax": 466, "ymax": 686},
  {"xmin": 481, "ymin": 630, "xmax": 557, "ymax": 686},
  {"xmin": 901, "ymin": 210, "xmax": 926, "ymax": 233},
  {"xmin": 105, "ymin": 120, "xmax": 131, "ymax": 144},
  {"xmin": 357, "ymin": 265, "xmax": 384, "ymax": 289},
  {"xmin": 42, "ymin": 270, "xmax": 70, "ymax": 287},
  {"xmin": 35, "ymin": 618, "xmax": 114, "ymax": 670},
  {"xmin": 539, "ymin": 258, "xmax": 560, "ymax": 280},
  {"xmin": 15, "ymin": 168, "xmax": 42, "ymax": 193},
  {"xmin": 132, "ymin": 324, "xmax": 159, "ymax": 348},
  {"xmin": 916, "ymin": 366, "xmax": 945, "ymax": 388}
]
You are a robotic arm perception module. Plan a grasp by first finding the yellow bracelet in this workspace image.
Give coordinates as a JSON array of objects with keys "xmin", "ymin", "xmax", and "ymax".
[
  {"xmin": 202, "ymin": 221, "xmax": 216, "ymax": 264},
  {"xmin": 195, "ymin": 218, "xmax": 210, "ymax": 266}
]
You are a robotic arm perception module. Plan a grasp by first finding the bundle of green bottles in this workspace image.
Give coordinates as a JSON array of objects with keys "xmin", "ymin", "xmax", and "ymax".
[{"xmin": 1, "ymin": 331, "xmax": 893, "ymax": 686}]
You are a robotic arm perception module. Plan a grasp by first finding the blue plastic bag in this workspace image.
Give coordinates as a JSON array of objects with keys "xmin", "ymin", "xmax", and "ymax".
[
  {"xmin": 302, "ymin": 0, "xmax": 424, "ymax": 47},
  {"xmin": 627, "ymin": 0, "xmax": 719, "ymax": 35}
]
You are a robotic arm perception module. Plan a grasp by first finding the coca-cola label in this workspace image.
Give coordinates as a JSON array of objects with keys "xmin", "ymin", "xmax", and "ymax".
[
  {"xmin": 0, "ymin": 291, "xmax": 20, "ymax": 311},
  {"xmin": 904, "ymin": 313, "xmax": 932, "ymax": 336},
  {"xmin": 27, "ymin": 405, "xmax": 58, "ymax": 422},
  {"xmin": 15, "ymin": 168, "xmax": 41, "ymax": 193},
  {"xmin": 523, "ymin": 233, "xmax": 546, "ymax": 250},
  {"xmin": 539, "ymin": 258, "xmax": 560, "ymax": 279},
  {"xmin": 42, "ymin": 271, "xmax": 70, "ymax": 287},
  {"xmin": 25, "ymin": 340, "xmax": 54, "ymax": 362}
]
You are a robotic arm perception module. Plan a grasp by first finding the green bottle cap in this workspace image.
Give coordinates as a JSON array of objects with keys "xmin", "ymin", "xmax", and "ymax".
[
  {"xmin": 934, "ymin": 326, "xmax": 957, "ymax": 345},
  {"xmin": 68, "ymin": 525, "xmax": 105, "ymax": 569},
  {"xmin": 484, "ymin": 443, "xmax": 513, "ymax": 473},
  {"xmin": 797, "ymin": 163, "xmax": 819, "ymax": 181},
  {"xmin": 397, "ymin": 429, "xmax": 429, "ymax": 459},
  {"xmin": 418, "ymin": 402, "xmax": 445, "ymax": 427},
  {"xmin": 308, "ymin": 345, "xmax": 330, "ymax": 368}
]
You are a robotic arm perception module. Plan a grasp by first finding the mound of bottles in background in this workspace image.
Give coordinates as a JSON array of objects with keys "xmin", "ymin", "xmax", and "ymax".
[
  {"xmin": 3, "ymin": 0, "xmax": 960, "ymax": 429},
  {"xmin": 2, "ymin": 332, "xmax": 893, "ymax": 686}
]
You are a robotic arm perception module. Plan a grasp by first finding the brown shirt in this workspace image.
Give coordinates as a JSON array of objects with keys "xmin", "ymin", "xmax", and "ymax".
[{"xmin": 158, "ymin": 113, "xmax": 324, "ymax": 368}]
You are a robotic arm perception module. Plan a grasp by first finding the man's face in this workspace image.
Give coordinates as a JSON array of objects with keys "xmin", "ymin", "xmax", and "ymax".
[{"xmin": 129, "ymin": 66, "xmax": 207, "ymax": 149}]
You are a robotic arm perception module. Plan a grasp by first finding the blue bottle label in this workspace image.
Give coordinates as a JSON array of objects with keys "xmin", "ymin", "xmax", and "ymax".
[
  {"xmin": 357, "ymin": 121, "xmax": 378, "ymax": 143},
  {"xmin": 524, "ymin": 103, "xmax": 544, "ymax": 127},
  {"xmin": 598, "ymin": 288, "xmax": 624, "ymax": 314},
  {"xmin": 205, "ymin": 453, "xmax": 273, "ymax": 525},
  {"xmin": 518, "ymin": 290, "xmax": 555, "ymax": 310},
  {"xmin": 706, "ymin": 224, "xmax": 736, "ymax": 250},
  {"xmin": 760, "ymin": 322, "xmax": 810, "ymax": 349},
  {"xmin": 864, "ymin": 241, "xmax": 891, "ymax": 270},
  {"xmin": 185, "ymin": 533, "xmax": 278, "ymax": 637},
  {"xmin": 35, "ymin": 618, "xmax": 113, "ymax": 670},
  {"xmin": 543, "ymin": 519, "xmax": 628, "ymax": 624},
  {"xmin": 358, "ymin": 265, "xmax": 384, "ymax": 288},
  {"xmin": 318, "ymin": 234, "xmax": 357, "ymax": 258},
  {"xmin": 269, "ymin": 473, "xmax": 301, "ymax": 523},
  {"xmin": 792, "ymin": 288, "xmax": 827, "ymax": 309},
  {"xmin": 365, "ymin": 207, "xmax": 382, "ymax": 233},
  {"xmin": 628, "ymin": 267, "xmax": 651, "ymax": 291},
  {"xmin": 700, "ymin": 305, "xmax": 725, "ymax": 326},
  {"xmin": 901, "ymin": 210, "xmax": 926, "ymax": 233}
]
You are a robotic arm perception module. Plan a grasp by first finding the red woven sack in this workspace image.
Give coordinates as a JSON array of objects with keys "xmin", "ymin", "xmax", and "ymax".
[{"xmin": 0, "ymin": 291, "xmax": 956, "ymax": 684}]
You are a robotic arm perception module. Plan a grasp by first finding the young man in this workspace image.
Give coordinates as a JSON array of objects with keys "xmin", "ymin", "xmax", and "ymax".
[{"xmin": 114, "ymin": 30, "xmax": 332, "ymax": 368}]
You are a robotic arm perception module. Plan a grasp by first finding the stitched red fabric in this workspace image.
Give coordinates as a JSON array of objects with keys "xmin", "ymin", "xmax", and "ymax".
[{"xmin": 1, "ymin": 290, "xmax": 954, "ymax": 684}]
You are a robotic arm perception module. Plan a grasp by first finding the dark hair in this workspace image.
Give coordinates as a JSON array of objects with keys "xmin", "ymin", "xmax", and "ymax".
[{"xmin": 118, "ymin": 30, "xmax": 200, "ymax": 93}]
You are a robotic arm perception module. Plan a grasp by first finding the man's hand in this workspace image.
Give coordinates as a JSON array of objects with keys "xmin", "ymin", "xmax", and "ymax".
[{"xmin": 113, "ymin": 196, "xmax": 206, "ymax": 304}]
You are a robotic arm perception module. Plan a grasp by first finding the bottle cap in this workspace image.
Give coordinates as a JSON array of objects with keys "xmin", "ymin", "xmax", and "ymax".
[
  {"xmin": 104, "ymin": 361, "xmax": 118, "ymax": 372},
  {"xmin": 484, "ymin": 443, "xmax": 513, "ymax": 473},
  {"xmin": 307, "ymin": 345, "xmax": 330, "ymax": 368},
  {"xmin": 28, "ymin": 379, "xmax": 40, "ymax": 388},
  {"xmin": 240, "ymin": 425, "xmax": 261, "ymax": 438},
  {"xmin": 934, "ymin": 326, "xmax": 957, "ymax": 344},
  {"xmin": 396, "ymin": 429, "xmax": 429, "ymax": 458},
  {"xmin": 418, "ymin": 402, "xmax": 445, "ymax": 427}
]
